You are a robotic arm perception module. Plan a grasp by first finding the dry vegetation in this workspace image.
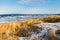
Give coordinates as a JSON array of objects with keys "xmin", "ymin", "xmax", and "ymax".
[{"xmin": 0, "ymin": 16, "xmax": 60, "ymax": 40}]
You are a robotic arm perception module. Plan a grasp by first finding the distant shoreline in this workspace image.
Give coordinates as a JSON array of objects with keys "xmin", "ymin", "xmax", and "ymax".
[{"xmin": 0, "ymin": 14, "xmax": 59, "ymax": 17}]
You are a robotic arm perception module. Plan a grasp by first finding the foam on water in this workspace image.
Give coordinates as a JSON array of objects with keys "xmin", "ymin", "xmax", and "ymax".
[{"xmin": 0, "ymin": 14, "xmax": 59, "ymax": 23}]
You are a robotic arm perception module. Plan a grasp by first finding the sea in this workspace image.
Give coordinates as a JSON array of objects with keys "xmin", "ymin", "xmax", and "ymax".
[{"xmin": 0, "ymin": 14, "xmax": 59, "ymax": 23}]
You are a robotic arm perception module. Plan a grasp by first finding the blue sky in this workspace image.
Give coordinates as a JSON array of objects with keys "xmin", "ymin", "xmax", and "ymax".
[{"xmin": 0, "ymin": 0, "xmax": 60, "ymax": 14}]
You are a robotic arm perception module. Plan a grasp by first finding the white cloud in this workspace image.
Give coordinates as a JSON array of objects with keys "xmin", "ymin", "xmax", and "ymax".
[
  {"xmin": 17, "ymin": 0, "xmax": 46, "ymax": 5},
  {"xmin": 0, "ymin": 8, "xmax": 60, "ymax": 14}
]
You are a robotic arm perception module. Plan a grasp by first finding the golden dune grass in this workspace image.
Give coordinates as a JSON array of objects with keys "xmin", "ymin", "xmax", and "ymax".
[{"xmin": 0, "ymin": 16, "xmax": 60, "ymax": 40}]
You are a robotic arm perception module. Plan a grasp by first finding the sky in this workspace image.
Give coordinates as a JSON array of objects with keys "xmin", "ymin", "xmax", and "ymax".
[{"xmin": 0, "ymin": 0, "xmax": 60, "ymax": 14}]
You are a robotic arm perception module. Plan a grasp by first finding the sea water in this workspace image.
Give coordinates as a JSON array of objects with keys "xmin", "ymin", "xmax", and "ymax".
[{"xmin": 0, "ymin": 14, "xmax": 59, "ymax": 23}]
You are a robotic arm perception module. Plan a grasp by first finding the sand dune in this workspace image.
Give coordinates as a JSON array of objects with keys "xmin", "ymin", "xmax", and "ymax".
[{"xmin": 0, "ymin": 16, "xmax": 60, "ymax": 40}]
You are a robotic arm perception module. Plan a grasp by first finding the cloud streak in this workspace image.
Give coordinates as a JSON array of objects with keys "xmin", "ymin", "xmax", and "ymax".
[
  {"xmin": 17, "ymin": 0, "xmax": 48, "ymax": 6},
  {"xmin": 0, "ymin": 8, "xmax": 60, "ymax": 14}
]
